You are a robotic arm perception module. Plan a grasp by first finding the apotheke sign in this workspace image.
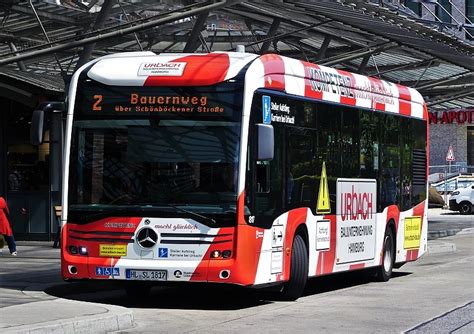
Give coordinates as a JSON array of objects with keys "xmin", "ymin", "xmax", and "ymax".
[{"xmin": 429, "ymin": 110, "xmax": 474, "ymax": 125}]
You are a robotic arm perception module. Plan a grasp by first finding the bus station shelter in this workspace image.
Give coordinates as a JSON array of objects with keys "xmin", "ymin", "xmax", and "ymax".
[{"xmin": 0, "ymin": 0, "xmax": 472, "ymax": 240}]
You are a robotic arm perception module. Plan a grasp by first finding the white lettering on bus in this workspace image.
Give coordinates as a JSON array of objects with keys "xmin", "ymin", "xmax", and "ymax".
[
  {"xmin": 308, "ymin": 68, "xmax": 355, "ymax": 98},
  {"xmin": 340, "ymin": 225, "xmax": 373, "ymax": 238}
]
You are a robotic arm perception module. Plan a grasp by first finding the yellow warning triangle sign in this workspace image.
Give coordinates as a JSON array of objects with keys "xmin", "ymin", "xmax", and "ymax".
[{"xmin": 316, "ymin": 161, "xmax": 330, "ymax": 214}]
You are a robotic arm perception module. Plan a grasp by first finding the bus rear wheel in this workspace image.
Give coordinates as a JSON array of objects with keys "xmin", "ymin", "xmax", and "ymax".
[
  {"xmin": 279, "ymin": 234, "xmax": 308, "ymax": 301},
  {"xmin": 376, "ymin": 228, "xmax": 394, "ymax": 282}
]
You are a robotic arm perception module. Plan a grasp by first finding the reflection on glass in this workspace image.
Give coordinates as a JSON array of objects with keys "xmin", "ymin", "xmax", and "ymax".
[{"xmin": 69, "ymin": 119, "xmax": 240, "ymax": 213}]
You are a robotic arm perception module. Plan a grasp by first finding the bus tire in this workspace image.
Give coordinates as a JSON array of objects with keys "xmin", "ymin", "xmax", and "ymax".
[
  {"xmin": 376, "ymin": 227, "xmax": 395, "ymax": 282},
  {"xmin": 279, "ymin": 234, "xmax": 308, "ymax": 301},
  {"xmin": 459, "ymin": 202, "xmax": 472, "ymax": 215}
]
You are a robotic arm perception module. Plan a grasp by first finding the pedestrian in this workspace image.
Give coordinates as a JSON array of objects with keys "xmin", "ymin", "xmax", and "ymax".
[{"xmin": 0, "ymin": 196, "xmax": 18, "ymax": 256}]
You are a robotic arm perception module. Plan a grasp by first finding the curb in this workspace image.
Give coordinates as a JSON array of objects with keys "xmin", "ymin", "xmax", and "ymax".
[
  {"xmin": 427, "ymin": 241, "xmax": 457, "ymax": 254},
  {"xmin": 0, "ymin": 283, "xmax": 134, "ymax": 334},
  {"xmin": 2, "ymin": 303, "xmax": 134, "ymax": 334},
  {"xmin": 428, "ymin": 229, "xmax": 461, "ymax": 240}
]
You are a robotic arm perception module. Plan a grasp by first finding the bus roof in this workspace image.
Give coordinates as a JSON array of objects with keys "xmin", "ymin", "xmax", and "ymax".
[{"xmin": 86, "ymin": 51, "xmax": 427, "ymax": 120}]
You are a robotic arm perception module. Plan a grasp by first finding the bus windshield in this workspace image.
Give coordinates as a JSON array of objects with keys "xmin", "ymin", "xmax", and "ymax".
[{"xmin": 68, "ymin": 82, "xmax": 242, "ymax": 217}]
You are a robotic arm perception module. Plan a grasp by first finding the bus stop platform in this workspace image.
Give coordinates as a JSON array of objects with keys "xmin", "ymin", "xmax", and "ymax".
[
  {"xmin": 0, "ymin": 210, "xmax": 470, "ymax": 333},
  {"xmin": 0, "ymin": 243, "xmax": 134, "ymax": 333}
]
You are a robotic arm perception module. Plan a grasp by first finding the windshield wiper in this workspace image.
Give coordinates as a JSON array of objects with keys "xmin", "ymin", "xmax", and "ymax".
[{"xmin": 167, "ymin": 203, "xmax": 216, "ymax": 226}]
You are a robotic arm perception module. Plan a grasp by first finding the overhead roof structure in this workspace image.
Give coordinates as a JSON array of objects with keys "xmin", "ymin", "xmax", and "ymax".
[{"xmin": 0, "ymin": 0, "xmax": 472, "ymax": 110}]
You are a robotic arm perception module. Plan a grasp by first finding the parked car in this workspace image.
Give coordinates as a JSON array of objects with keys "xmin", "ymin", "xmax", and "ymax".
[{"xmin": 449, "ymin": 184, "xmax": 474, "ymax": 214}]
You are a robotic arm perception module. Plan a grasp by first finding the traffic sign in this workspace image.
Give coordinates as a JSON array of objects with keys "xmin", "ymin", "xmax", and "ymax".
[
  {"xmin": 446, "ymin": 145, "xmax": 455, "ymax": 162},
  {"xmin": 316, "ymin": 161, "xmax": 330, "ymax": 214}
]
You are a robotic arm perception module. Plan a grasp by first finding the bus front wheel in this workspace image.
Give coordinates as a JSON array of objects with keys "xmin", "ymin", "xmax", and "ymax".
[
  {"xmin": 279, "ymin": 234, "xmax": 308, "ymax": 301},
  {"xmin": 376, "ymin": 227, "xmax": 395, "ymax": 282}
]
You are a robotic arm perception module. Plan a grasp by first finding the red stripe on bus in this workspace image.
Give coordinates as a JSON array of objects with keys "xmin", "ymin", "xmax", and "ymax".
[
  {"xmin": 380, "ymin": 205, "xmax": 401, "ymax": 266},
  {"xmin": 349, "ymin": 263, "xmax": 365, "ymax": 270},
  {"xmin": 399, "ymin": 100, "xmax": 411, "ymax": 116},
  {"xmin": 338, "ymin": 70, "xmax": 357, "ymax": 106},
  {"xmin": 283, "ymin": 208, "xmax": 308, "ymax": 281},
  {"xmin": 398, "ymin": 85, "xmax": 412, "ymax": 116},
  {"xmin": 368, "ymin": 77, "xmax": 387, "ymax": 112},
  {"xmin": 406, "ymin": 201, "xmax": 426, "ymax": 261},
  {"xmin": 200, "ymin": 193, "xmax": 264, "ymax": 285},
  {"xmin": 144, "ymin": 53, "xmax": 230, "ymax": 86},
  {"xmin": 423, "ymin": 103, "xmax": 429, "ymax": 120},
  {"xmin": 386, "ymin": 205, "xmax": 401, "ymax": 232},
  {"xmin": 66, "ymin": 218, "xmax": 141, "ymax": 259},
  {"xmin": 194, "ymin": 227, "xmax": 235, "ymax": 282},
  {"xmin": 374, "ymin": 102, "xmax": 385, "ymax": 111},
  {"xmin": 302, "ymin": 61, "xmax": 323, "ymax": 100},
  {"xmin": 397, "ymin": 84, "xmax": 411, "ymax": 102},
  {"xmin": 316, "ymin": 215, "xmax": 337, "ymax": 275},
  {"xmin": 261, "ymin": 54, "xmax": 285, "ymax": 90}
]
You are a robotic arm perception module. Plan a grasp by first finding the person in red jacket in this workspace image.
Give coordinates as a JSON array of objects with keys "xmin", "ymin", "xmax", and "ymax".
[{"xmin": 0, "ymin": 196, "xmax": 17, "ymax": 256}]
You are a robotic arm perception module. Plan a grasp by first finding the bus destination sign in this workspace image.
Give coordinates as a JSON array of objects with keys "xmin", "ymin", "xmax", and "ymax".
[
  {"xmin": 75, "ymin": 80, "xmax": 244, "ymax": 120},
  {"xmin": 89, "ymin": 93, "xmax": 225, "ymax": 114}
]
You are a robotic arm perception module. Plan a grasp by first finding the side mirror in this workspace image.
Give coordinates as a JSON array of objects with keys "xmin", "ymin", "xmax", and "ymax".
[
  {"xmin": 257, "ymin": 124, "xmax": 274, "ymax": 161},
  {"xmin": 30, "ymin": 101, "xmax": 65, "ymax": 145},
  {"xmin": 30, "ymin": 109, "xmax": 45, "ymax": 145}
]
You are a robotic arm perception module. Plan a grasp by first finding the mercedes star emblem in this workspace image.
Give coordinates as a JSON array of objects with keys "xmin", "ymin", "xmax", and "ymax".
[{"xmin": 136, "ymin": 227, "xmax": 158, "ymax": 248}]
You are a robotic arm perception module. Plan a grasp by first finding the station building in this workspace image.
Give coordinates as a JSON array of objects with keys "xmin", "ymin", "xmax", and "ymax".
[
  {"xmin": 0, "ymin": 72, "xmax": 64, "ymax": 240},
  {"xmin": 429, "ymin": 109, "xmax": 474, "ymax": 168}
]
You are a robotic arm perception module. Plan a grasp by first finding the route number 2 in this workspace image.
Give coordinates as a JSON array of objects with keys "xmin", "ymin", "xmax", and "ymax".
[{"xmin": 93, "ymin": 95, "xmax": 103, "ymax": 111}]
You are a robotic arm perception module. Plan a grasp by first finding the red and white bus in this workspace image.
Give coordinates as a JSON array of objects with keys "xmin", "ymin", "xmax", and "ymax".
[{"xmin": 33, "ymin": 51, "xmax": 428, "ymax": 300}]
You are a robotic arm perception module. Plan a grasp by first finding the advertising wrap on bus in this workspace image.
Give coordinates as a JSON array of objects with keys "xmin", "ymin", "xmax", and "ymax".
[
  {"xmin": 33, "ymin": 51, "xmax": 429, "ymax": 301},
  {"xmin": 336, "ymin": 179, "xmax": 377, "ymax": 264}
]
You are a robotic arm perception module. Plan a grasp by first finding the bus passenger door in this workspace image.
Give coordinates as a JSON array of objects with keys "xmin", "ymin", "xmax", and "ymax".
[{"xmin": 247, "ymin": 123, "xmax": 284, "ymax": 229}]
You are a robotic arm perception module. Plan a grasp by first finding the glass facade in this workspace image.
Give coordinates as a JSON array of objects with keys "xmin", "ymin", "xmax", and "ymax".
[
  {"xmin": 0, "ymin": 98, "xmax": 54, "ymax": 240},
  {"xmin": 404, "ymin": 0, "xmax": 422, "ymax": 16},
  {"xmin": 436, "ymin": 0, "xmax": 452, "ymax": 23},
  {"xmin": 467, "ymin": 0, "xmax": 474, "ymax": 39},
  {"xmin": 468, "ymin": 127, "xmax": 474, "ymax": 166}
]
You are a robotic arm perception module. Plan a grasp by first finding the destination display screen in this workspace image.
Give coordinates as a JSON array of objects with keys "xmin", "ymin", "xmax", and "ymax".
[{"xmin": 75, "ymin": 80, "xmax": 243, "ymax": 121}]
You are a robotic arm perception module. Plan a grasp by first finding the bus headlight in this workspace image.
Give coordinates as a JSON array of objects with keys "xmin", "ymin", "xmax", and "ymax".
[
  {"xmin": 78, "ymin": 246, "xmax": 88, "ymax": 256},
  {"xmin": 69, "ymin": 246, "xmax": 78, "ymax": 255}
]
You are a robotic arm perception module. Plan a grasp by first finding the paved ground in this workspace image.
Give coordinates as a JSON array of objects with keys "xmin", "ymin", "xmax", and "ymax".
[
  {"xmin": 406, "ymin": 302, "xmax": 473, "ymax": 334},
  {"xmin": 0, "ymin": 209, "xmax": 472, "ymax": 333},
  {"xmin": 427, "ymin": 208, "xmax": 474, "ymax": 239},
  {"xmin": 99, "ymin": 233, "xmax": 474, "ymax": 333}
]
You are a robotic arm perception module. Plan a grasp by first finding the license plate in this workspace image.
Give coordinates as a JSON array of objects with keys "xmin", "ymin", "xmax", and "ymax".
[{"xmin": 125, "ymin": 269, "xmax": 167, "ymax": 281}]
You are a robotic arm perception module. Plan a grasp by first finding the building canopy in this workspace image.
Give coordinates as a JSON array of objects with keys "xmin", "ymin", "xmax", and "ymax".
[{"xmin": 0, "ymin": 0, "xmax": 472, "ymax": 109}]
